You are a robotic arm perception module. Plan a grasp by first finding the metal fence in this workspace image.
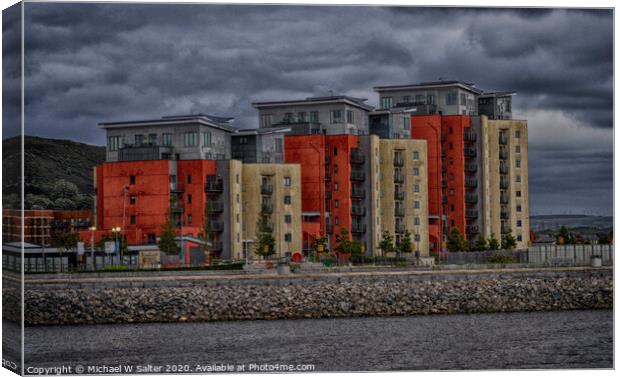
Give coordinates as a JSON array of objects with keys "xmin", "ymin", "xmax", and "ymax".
[{"xmin": 444, "ymin": 244, "xmax": 613, "ymax": 266}]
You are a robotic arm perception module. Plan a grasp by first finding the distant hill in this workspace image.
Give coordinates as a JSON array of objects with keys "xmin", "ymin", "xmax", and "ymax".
[
  {"xmin": 530, "ymin": 214, "xmax": 613, "ymax": 232},
  {"xmin": 3, "ymin": 136, "xmax": 106, "ymax": 209}
]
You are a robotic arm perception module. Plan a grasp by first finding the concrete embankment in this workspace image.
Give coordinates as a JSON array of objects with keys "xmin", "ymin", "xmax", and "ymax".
[{"xmin": 3, "ymin": 267, "xmax": 613, "ymax": 326}]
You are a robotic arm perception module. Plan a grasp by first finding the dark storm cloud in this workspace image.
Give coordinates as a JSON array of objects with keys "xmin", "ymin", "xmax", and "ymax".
[{"xmin": 3, "ymin": 4, "xmax": 613, "ymax": 215}]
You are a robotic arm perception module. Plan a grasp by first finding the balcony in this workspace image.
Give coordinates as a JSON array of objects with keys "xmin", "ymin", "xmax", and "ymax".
[
  {"xmin": 464, "ymin": 146, "xmax": 477, "ymax": 157},
  {"xmin": 465, "ymin": 161, "xmax": 477, "ymax": 173},
  {"xmin": 500, "ymin": 178, "xmax": 509, "ymax": 189},
  {"xmin": 441, "ymin": 163, "xmax": 447, "ymax": 173},
  {"xmin": 499, "ymin": 133, "xmax": 508, "ymax": 145},
  {"xmin": 260, "ymin": 183, "xmax": 274, "ymax": 195},
  {"xmin": 500, "ymin": 162, "xmax": 509, "ymax": 174},
  {"xmin": 170, "ymin": 202, "xmax": 184, "ymax": 213},
  {"xmin": 393, "ymin": 155, "xmax": 405, "ymax": 167},
  {"xmin": 466, "ymin": 225, "xmax": 479, "ymax": 234},
  {"xmin": 325, "ymin": 223, "xmax": 333, "ymax": 234},
  {"xmin": 325, "ymin": 191, "xmax": 332, "ymax": 199},
  {"xmin": 393, "ymin": 171, "xmax": 405, "ymax": 183},
  {"xmin": 206, "ymin": 201, "xmax": 224, "ymax": 213},
  {"xmin": 351, "ymin": 186, "xmax": 366, "ymax": 199},
  {"xmin": 465, "ymin": 176, "xmax": 478, "ymax": 188},
  {"xmin": 501, "ymin": 206, "xmax": 509, "ymax": 219},
  {"xmin": 442, "ymin": 195, "xmax": 448, "ymax": 204},
  {"xmin": 500, "ymin": 191, "xmax": 509, "ymax": 204},
  {"xmin": 350, "ymin": 150, "xmax": 365, "ymax": 165},
  {"xmin": 351, "ymin": 205, "xmax": 366, "ymax": 217},
  {"xmin": 441, "ymin": 149, "xmax": 447, "ymax": 158},
  {"xmin": 325, "ymin": 155, "xmax": 331, "ymax": 165},
  {"xmin": 464, "ymin": 129, "xmax": 477, "ymax": 142},
  {"xmin": 170, "ymin": 182, "xmax": 184, "ymax": 193},
  {"xmin": 119, "ymin": 145, "xmax": 173, "ymax": 162},
  {"xmin": 466, "ymin": 209, "xmax": 478, "ymax": 218},
  {"xmin": 499, "ymin": 147, "xmax": 509, "ymax": 160},
  {"xmin": 394, "ymin": 189, "xmax": 405, "ymax": 201},
  {"xmin": 351, "ymin": 222, "xmax": 367, "ymax": 234},
  {"xmin": 210, "ymin": 242, "xmax": 223, "ymax": 253},
  {"xmin": 325, "ymin": 173, "xmax": 331, "ymax": 181},
  {"xmin": 209, "ymin": 220, "xmax": 224, "ymax": 232},
  {"xmin": 395, "ymin": 222, "xmax": 406, "ymax": 234},
  {"xmin": 350, "ymin": 170, "xmax": 366, "ymax": 181},
  {"xmin": 501, "ymin": 223, "xmax": 511, "ymax": 234},
  {"xmin": 394, "ymin": 206, "xmax": 405, "ymax": 217},
  {"xmin": 205, "ymin": 180, "xmax": 224, "ymax": 193},
  {"xmin": 442, "ymin": 179, "xmax": 447, "ymax": 188},
  {"xmin": 261, "ymin": 202, "xmax": 274, "ymax": 214},
  {"xmin": 466, "ymin": 192, "xmax": 478, "ymax": 204}
]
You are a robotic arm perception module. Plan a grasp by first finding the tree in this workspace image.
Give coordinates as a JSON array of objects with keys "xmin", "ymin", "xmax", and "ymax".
[
  {"xmin": 446, "ymin": 228, "xmax": 468, "ymax": 251},
  {"xmin": 398, "ymin": 230, "xmax": 413, "ymax": 256},
  {"xmin": 487, "ymin": 233, "xmax": 500, "ymax": 251},
  {"xmin": 51, "ymin": 179, "xmax": 80, "ymax": 201},
  {"xmin": 49, "ymin": 231, "xmax": 80, "ymax": 253},
  {"xmin": 474, "ymin": 235, "xmax": 488, "ymax": 251},
  {"xmin": 312, "ymin": 235, "xmax": 329, "ymax": 254},
  {"xmin": 53, "ymin": 197, "xmax": 76, "ymax": 210},
  {"xmin": 158, "ymin": 209, "xmax": 179, "ymax": 255},
  {"xmin": 555, "ymin": 226, "xmax": 575, "ymax": 245},
  {"xmin": 255, "ymin": 207, "xmax": 276, "ymax": 259},
  {"xmin": 335, "ymin": 227, "xmax": 363, "ymax": 256},
  {"xmin": 501, "ymin": 230, "xmax": 517, "ymax": 250},
  {"xmin": 378, "ymin": 231, "xmax": 395, "ymax": 256}
]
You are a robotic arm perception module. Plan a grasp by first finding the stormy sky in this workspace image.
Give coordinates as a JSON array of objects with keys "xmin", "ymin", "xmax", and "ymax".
[{"xmin": 2, "ymin": 4, "xmax": 613, "ymax": 215}]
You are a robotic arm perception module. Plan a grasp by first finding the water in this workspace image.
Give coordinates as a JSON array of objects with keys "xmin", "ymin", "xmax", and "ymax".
[{"xmin": 18, "ymin": 310, "xmax": 613, "ymax": 372}]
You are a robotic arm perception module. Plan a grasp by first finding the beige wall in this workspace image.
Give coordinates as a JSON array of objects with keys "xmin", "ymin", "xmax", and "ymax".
[
  {"xmin": 368, "ymin": 135, "xmax": 382, "ymax": 256},
  {"xmin": 378, "ymin": 139, "xmax": 430, "ymax": 256},
  {"xmin": 227, "ymin": 160, "xmax": 244, "ymax": 259},
  {"xmin": 481, "ymin": 118, "xmax": 530, "ymax": 249},
  {"xmin": 241, "ymin": 163, "xmax": 302, "ymax": 259}
]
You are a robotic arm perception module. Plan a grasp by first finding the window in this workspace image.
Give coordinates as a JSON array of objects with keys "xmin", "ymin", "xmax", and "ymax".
[
  {"xmin": 130, "ymin": 215, "xmax": 136, "ymax": 225},
  {"xmin": 446, "ymin": 91, "xmax": 457, "ymax": 105},
  {"xmin": 413, "ymin": 184, "xmax": 420, "ymax": 193},
  {"xmin": 517, "ymin": 235, "xmax": 523, "ymax": 242},
  {"xmin": 334, "ymin": 165, "xmax": 338, "ymax": 174},
  {"xmin": 147, "ymin": 234, "xmax": 156, "ymax": 244},
  {"xmin": 516, "ymin": 159, "xmax": 521, "ymax": 168},
  {"xmin": 187, "ymin": 215, "xmax": 192, "ymax": 224},
  {"xmin": 310, "ymin": 111, "xmax": 319, "ymax": 123},
  {"xmin": 334, "ymin": 182, "xmax": 338, "ymax": 191},
  {"xmin": 335, "ymin": 217, "xmax": 339, "ymax": 225},
  {"xmin": 333, "ymin": 148, "xmax": 338, "ymax": 156},
  {"xmin": 412, "ymin": 151, "xmax": 419, "ymax": 160},
  {"xmin": 414, "ymin": 234, "xmax": 421, "ymax": 242},
  {"xmin": 284, "ymin": 233, "xmax": 292, "ymax": 242},
  {"xmin": 415, "ymin": 94, "xmax": 425, "ymax": 103},
  {"xmin": 236, "ymin": 174, "xmax": 240, "ymax": 184},
  {"xmin": 413, "ymin": 167, "xmax": 419, "ymax": 176},
  {"xmin": 187, "ymin": 194, "xmax": 192, "ymax": 204},
  {"xmin": 346, "ymin": 110, "xmax": 354, "ymax": 124},
  {"xmin": 460, "ymin": 93, "xmax": 467, "ymax": 106},
  {"xmin": 449, "ymin": 142, "xmax": 453, "ymax": 150},
  {"xmin": 414, "ymin": 217, "xmax": 420, "ymax": 225},
  {"xmin": 449, "ymin": 127, "xmax": 453, "ymax": 134},
  {"xmin": 449, "ymin": 189, "xmax": 454, "ymax": 196},
  {"xmin": 236, "ymin": 214, "xmax": 240, "ymax": 223},
  {"xmin": 516, "ymin": 175, "xmax": 521, "ymax": 183},
  {"xmin": 130, "ymin": 175, "xmax": 136, "ymax": 185},
  {"xmin": 135, "ymin": 134, "xmax": 145, "ymax": 146},
  {"xmin": 108, "ymin": 136, "xmax": 121, "ymax": 151},
  {"xmin": 516, "ymin": 190, "xmax": 522, "ymax": 197},
  {"xmin": 148, "ymin": 133, "xmax": 157, "ymax": 145},
  {"xmin": 331, "ymin": 110, "xmax": 343, "ymax": 124},
  {"xmin": 284, "ymin": 195, "xmax": 291, "ymax": 205},
  {"xmin": 515, "ymin": 130, "xmax": 521, "ymax": 138},
  {"xmin": 515, "ymin": 145, "xmax": 521, "ymax": 153},
  {"xmin": 284, "ymin": 112, "xmax": 293, "ymax": 122},
  {"xmin": 450, "ymin": 204, "xmax": 455, "ymax": 211},
  {"xmin": 517, "ymin": 220, "xmax": 522, "ymax": 227},
  {"xmin": 284, "ymin": 215, "xmax": 292, "ymax": 224},
  {"xmin": 516, "ymin": 205, "xmax": 522, "ymax": 212},
  {"xmin": 298, "ymin": 112, "xmax": 306, "ymax": 122},
  {"xmin": 414, "ymin": 201, "xmax": 420, "ymax": 209},
  {"xmin": 162, "ymin": 133, "xmax": 172, "ymax": 146},
  {"xmin": 381, "ymin": 97, "xmax": 393, "ymax": 109},
  {"xmin": 403, "ymin": 117, "xmax": 409, "ymax": 129},
  {"xmin": 130, "ymin": 195, "xmax": 136, "ymax": 205},
  {"xmin": 187, "ymin": 175, "xmax": 192, "ymax": 184},
  {"xmin": 283, "ymin": 176, "xmax": 291, "ymax": 186},
  {"xmin": 334, "ymin": 200, "xmax": 339, "ymax": 208},
  {"xmin": 403, "ymin": 95, "xmax": 410, "ymax": 103},
  {"xmin": 261, "ymin": 114, "xmax": 273, "ymax": 127},
  {"xmin": 203, "ymin": 131, "xmax": 212, "ymax": 147},
  {"xmin": 427, "ymin": 94, "xmax": 435, "ymax": 105},
  {"xmin": 184, "ymin": 132, "xmax": 198, "ymax": 147}
]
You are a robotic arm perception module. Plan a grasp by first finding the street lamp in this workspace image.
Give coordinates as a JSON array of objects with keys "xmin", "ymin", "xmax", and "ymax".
[
  {"xmin": 112, "ymin": 226, "xmax": 121, "ymax": 265},
  {"xmin": 89, "ymin": 226, "xmax": 96, "ymax": 269}
]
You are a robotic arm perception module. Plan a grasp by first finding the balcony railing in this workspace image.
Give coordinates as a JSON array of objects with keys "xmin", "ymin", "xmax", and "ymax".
[
  {"xmin": 260, "ymin": 183, "xmax": 273, "ymax": 195},
  {"xmin": 465, "ymin": 176, "xmax": 478, "ymax": 188},
  {"xmin": 325, "ymin": 172, "xmax": 331, "ymax": 181},
  {"xmin": 500, "ymin": 178, "xmax": 509, "ymax": 189},
  {"xmin": 499, "ymin": 133, "xmax": 508, "ymax": 145},
  {"xmin": 325, "ymin": 155, "xmax": 331, "ymax": 165},
  {"xmin": 442, "ymin": 195, "xmax": 448, "ymax": 204},
  {"xmin": 205, "ymin": 180, "xmax": 224, "ymax": 192},
  {"xmin": 394, "ymin": 190, "xmax": 405, "ymax": 200},
  {"xmin": 207, "ymin": 201, "xmax": 224, "ymax": 213},
  {"xmin": 501, "ymin": 206, "xmax": 509, "ymax": 219},
  {"xmin": 442, "ymin": 179, "xmax": 447, "ymax": 188},
  {"xmin": 394, "ymin": 206, "xmax": 405, "ymax": 217},
  {"xmin": 501, "ymin": 223, "xmax": 511, "ymax": 234},
  {"xmin": 466, "ymin": 209, "xmax": 478, "ymax": 218},
  {"xmin": 325, "ymin": 223, "xmax": 333, "ymax": 233},
  {"xmin": 464, "ymin": 147, "xmax": 477, "ymax": 157},
  {"xmin": 441, "ymin": 163, "xmax": 447, "ymax": 173},
  {"xmin": 325, "ymin": 191, "xmax": 332, "ymax": 199},
  {"xmin": 465, "ymin": 162, "xmax": 477, "ymax": 173},
  {"xmin": 441, "ymin": 149, "xmax": 447, "ymax": 158},
  {"xmin": 351, "ymin": 206, "xmax": 366, "ymax": 217},
  {"xmin": 499, "ymin": 147, "xmax": 509, "ymax": 160},
  {"xmin": 466, "ymin": 192, "xmax": 478, "ymax": 204},
  {"xmin": 500, "ymin": 191, "xmax": 509, "ymax": 204},
  {"xmin": 395, "ymin": 223, "xmax": 406, "ymax": 234},
  {"xmin": 351, "ymin": 187, "xmax": 366, "ymax": 199},
  {"xmin": 351, "ymin": 222, "xmax": 367, "ymax": 233},
  {"xmin": 393, "ymin": 155, "xmax": 405, "ymax": 167},
  {"xmin": 393, "ymin": 171, "xmax": 405, "ymax": 183},
  {"xmin": 261, "ymin": 202, "xmax": 274, "ymax": 214},
  {"xmin": 170, "ymin": 202, "xmax": 184, "ymax": 212},
  {"xmin": 170, "ymin": 182, "xmax": 185, "ymax": 192},
  {"xmin": 210, "ymin": 242, "xmax": 223, "ymax": 253},
  {"xmin": 209, "ymin": 220, "xmax": 224, "ymax": 232},
  {"xmin": 350, "ymin": 150, "xmax": 365, "ymax": 165},
  {"xmin": 464, "ymin": 129, "xmax": 477, "ymax": 142},
  {"xmin": 350, "ymin": 170, "xmax": 366, "ymax": 181},
  {"xmin": 466, "ymin": 225, "xmax": 479, "ymax": 234}
]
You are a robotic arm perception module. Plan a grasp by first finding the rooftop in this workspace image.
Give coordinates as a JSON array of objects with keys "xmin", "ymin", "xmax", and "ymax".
[
  {"xmin": 252, "ymin": 95, "xmax": 374, "ymax": 111},
  {"xmin": 233, "ymin": 126, "xmax": 293, "ymax": 136},
  {"xmin": 99, "ymin": 114, "xmax": 238, "ymax": 132},
  {"xmin": 373, "ymin": 80, "xmax": 483, "ymax": 94}
]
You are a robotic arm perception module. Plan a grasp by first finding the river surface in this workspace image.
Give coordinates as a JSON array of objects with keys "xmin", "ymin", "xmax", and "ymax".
[{"xmin": 15, "ymin": 310, "xmax": 614, "ymax": 372}]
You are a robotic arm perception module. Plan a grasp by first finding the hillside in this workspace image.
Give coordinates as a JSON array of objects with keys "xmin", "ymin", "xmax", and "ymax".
[
  {"xmin": 530, "ymin": 214, "xmax": 613, "ymax": 232},
  {"xmin": 3, "ymin": 136, "xmax": 106, "ymax": 208}
]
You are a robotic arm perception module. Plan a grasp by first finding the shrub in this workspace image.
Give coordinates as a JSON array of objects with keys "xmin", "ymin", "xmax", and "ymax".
[{"xmin": 487, "ymin": 251, "xmax": 514, "ymax": 264}]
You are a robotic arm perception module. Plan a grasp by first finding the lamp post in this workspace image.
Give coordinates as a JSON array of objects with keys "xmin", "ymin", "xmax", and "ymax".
[
  {"xmin": 112, "ymin": 226, "xmax": 121, "ymax": 265},
  {"xmin": 89, "ymin": 226, "xmax": 96, "ymax": 269}
]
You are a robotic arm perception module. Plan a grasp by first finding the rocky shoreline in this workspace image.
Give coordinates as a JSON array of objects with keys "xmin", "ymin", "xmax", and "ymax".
[{"xmin": 8, "ymin": 268, "xmax": 612, "ymax": 326}]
